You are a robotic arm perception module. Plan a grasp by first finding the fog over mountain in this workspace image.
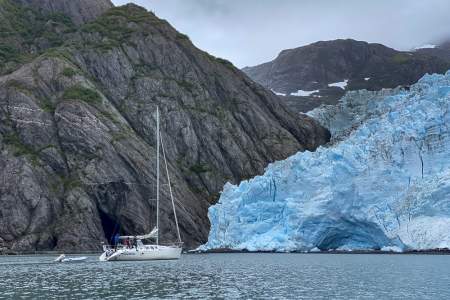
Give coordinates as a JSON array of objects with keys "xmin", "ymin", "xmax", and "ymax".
[{"xmin": 112, "ymin": 0, "xmax": 450, "ymax": 67}]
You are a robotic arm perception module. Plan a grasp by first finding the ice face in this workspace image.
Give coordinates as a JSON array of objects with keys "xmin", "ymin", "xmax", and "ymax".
[{"xmin": 202, "ymin": 71, "xmax": 450, "ymax": 252}]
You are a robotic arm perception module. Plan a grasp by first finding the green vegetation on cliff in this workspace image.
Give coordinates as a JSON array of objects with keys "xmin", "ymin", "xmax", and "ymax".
[
  {"xmin": 0, "ymin": 0, "xmax": 75, "ymax": 74},
  {"xmin": 62, "ymin": 85, "xmax": 102, "ymax": 104}
]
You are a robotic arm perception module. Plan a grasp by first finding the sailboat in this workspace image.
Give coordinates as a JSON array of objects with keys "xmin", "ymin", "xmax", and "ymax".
[{"xmin": 99, "ymin": 107, "xmax": 183, "ymax": 261}]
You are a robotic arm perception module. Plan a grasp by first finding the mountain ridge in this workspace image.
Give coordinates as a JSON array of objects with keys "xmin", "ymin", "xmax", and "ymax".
[{"xmin": 243, "ymin": 39, "xmax": 450, "ymax": 113}]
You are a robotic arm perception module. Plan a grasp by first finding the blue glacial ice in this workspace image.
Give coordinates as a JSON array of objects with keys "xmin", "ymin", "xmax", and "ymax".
[{"xmin": 202, "ymin": 71, "xmax": 450, "ymax": 252}]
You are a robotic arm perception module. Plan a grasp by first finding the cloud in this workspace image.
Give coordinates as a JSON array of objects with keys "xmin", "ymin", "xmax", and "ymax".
[{"xmin": 112, "ymin": 0, "xmax": 450, "ymax": 68}]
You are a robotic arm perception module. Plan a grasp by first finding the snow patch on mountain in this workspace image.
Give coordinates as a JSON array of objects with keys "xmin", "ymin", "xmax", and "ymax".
[
  {"xmin": 328, "ymin": 79, "xmax": 348, "ymax": 89},
  {"xmin": 290, "ymin": 90, "xmax": 319, "ymax": 97},
  {"xmin": 271, "ymin": 89, "xmax": 286, "ymax": 96},
  {"xmin": 414, "ymin": 44, "xmax": 437, "ymax": 50},
  {"xmin": 201, "ymin": 71, "xmax": 450, "ymax": 252}
]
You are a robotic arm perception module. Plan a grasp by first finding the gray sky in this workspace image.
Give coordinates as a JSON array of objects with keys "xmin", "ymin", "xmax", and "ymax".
[{"xmin": 111, "ymin": 0, "xmax": 450, "ymax": 68}]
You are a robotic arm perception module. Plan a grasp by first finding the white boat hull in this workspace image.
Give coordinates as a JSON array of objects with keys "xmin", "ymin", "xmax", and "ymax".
[{"xmin": 99, "ymin": 245, "xmax": 182, "ymax": 262}]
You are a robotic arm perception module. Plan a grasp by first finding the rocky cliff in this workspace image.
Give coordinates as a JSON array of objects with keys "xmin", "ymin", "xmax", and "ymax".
[
  {"xmin": 243, "ymin": 39, "xmax": 450, "ymax": 113},
  {"xmin": 0, "ymin": 0, "xmax": 329, "ymax": 252}
]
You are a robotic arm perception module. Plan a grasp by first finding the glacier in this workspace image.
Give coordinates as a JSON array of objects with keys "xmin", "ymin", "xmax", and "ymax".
[{"xmin": 201, "ymin": 71, "xmax": 450, "ymax": 252}]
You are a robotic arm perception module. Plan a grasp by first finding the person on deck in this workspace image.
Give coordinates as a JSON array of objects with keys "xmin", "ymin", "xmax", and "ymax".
[{"xmin": 113, "ymin": 233, "xmax": 120, "ymax": 250}]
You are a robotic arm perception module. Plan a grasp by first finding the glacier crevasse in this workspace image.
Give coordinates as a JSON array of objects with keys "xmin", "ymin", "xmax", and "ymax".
[{"xmin": 202, "ymin": 71, "xmax": 450, "ymax": 252}]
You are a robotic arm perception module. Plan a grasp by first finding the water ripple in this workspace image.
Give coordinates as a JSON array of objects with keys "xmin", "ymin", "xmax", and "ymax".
[{"xmin": 0, "ymin": 254, "xmax": 449, "ymax": 299}]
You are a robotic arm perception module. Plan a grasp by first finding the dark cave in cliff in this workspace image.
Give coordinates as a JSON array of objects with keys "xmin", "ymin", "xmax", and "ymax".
[{"xmin": 98, "ymin": 210, "xmax": 121, "ymax": 244}]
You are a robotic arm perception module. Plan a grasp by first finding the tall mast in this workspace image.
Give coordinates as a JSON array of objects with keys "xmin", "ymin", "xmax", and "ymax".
[
  {"xmin": 156, "ymin": 106, "xmax": 160, "ymax": 245},
  {"xmin": 160, "ymin": 134, "xmax": 182, "ymax": 244}
]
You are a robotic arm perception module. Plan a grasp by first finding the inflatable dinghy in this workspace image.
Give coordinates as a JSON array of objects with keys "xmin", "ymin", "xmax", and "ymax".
[{"xmin": 54, "ymin": 254, "xmax": 88, "ymax": 263}]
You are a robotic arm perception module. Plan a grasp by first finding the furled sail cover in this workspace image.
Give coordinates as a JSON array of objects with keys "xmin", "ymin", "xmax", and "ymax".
[{"xmin": 120, "ymin": 227, "xmax": 158, "ymax": 240}]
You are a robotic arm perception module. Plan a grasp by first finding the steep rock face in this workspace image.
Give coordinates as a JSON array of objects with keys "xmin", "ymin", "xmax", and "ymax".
[
  {"xmin": 0, "ymin": 1, "xmax": 329, "ymax": 252},
  {"xmin": 243, "ymin": 39, "xmax": 450, "ymax": 113},
  {"xmin": 0, "ymin": 57, "xmax": 166, "ymax": 250},
  {"xmin": 17, "ymin": 0, "xmax": 113, "ymax": 25},
  {"xmin": 65, "ymin": 4, "xmax": 330, "ymax": 206},
  {"xmin": 202, "ymin": 72, "xmax": 450, "ymax": 252}
]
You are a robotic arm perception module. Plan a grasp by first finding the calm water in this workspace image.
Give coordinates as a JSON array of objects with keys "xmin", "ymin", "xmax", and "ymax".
[{"xmin": 0, "ymin": 253, "xmax": 449, "ymax": 299}]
